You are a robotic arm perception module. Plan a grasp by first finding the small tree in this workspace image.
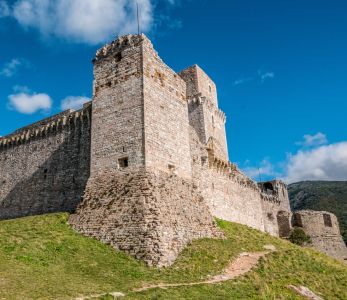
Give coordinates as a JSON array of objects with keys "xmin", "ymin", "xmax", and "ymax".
[{"xmin": 289, "ymin": 227, "xmax": 311, "ymax": 246}]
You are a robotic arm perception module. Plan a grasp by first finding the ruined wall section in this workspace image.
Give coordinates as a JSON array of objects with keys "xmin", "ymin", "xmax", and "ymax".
[
  {"xmin": 142, "ymin": 38, "xmax": 192, "ymax": 179},
  {"xmin": 69, "ymin": 168, "xmax": 222, "ymax": 267},
  {"xmin": 91, "ymin": 34, "xmax": 145, "ymax": 176},
  {"xmin": 0, "ymin": 106, "xmax": 91, "ymax": 220},
  {"xmin": 293, "ymin": 210, "xmax": 347, "ymax": 261}
]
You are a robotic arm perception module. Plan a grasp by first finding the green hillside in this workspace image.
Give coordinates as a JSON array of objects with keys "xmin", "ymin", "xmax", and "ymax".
[
  {"xmin": 288, "ymin": 181, "xmax": 347, "ymax": 244},
  {"xmin": 0, "ymin": 213, "xmax": 346, "ymax": 300}
]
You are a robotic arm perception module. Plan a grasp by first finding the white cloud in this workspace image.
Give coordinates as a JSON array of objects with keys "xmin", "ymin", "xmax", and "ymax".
[
  {"xmin": 8, "ymin": 88, "xmax": 52, "ymax": 114},
  {"xmin": 259, "ymin": 71, "xmax": 274, "ymax": 82},
  {"xmin": 0, "ymin": 58, "xmax": 27, "ymax": 77},
  {"xmin": 10, "ymin": 0, "xmax": 153, "ymax": 45},
  {"xmin": 0, "ymin": 0, "xmax": 10, "ymax": 17},
  {"xmin": 296, "ymin": 132, "xmax": 328, "ymax": 148},
  {"xmin": 234, "ymin": 70, "xmax": 274, "ymax": 86},
  {"xmin": 284, "ymin": 142, "xmax": 347, "ymax": 183},
  {"xmin": 233, "ymin": 77, "xmax": 253, "ymax": 86},
  {"xmin": 241, "ymin": 133, "xmax": 347, "ymax": 184},
  {"xmin": 242, "ymin": 158, "xmax": 279, "ymax": 181},
  {"xmin": 61, "ymin": 96, "xmax": 90, "ymax": 111},
  {"xmin": 0, "ymin": 58, "xmax": 32, "ymax": 78}
]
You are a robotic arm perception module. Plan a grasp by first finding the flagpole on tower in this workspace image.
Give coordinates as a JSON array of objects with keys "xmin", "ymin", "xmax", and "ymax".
[{"xmin": 137, "ymin": 2, "xmax": 140, "ymax": 35}]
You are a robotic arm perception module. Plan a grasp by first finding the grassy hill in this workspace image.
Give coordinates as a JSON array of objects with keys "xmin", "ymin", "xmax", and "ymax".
[
  {"xmin": 0, "ymin": 213, "xmax": 346, "ymax": 299},
  {"xmin": 288, "ymin": 181, "xmax": 347, "ymax": 244}
]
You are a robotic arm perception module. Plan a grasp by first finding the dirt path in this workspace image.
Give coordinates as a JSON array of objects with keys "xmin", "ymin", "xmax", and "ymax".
[
  {"xmin": 76, "ymin": 250, "xmax": 272, "ymax": 299},
  {"xmin": 133, "ymin": 251, "xmax": 269, "ymax": 292}
]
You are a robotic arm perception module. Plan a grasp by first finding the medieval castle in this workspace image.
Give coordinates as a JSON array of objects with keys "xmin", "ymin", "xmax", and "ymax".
[{"xmin": 0, "ymin": 34, "xmax": 346, "ymax": 266}]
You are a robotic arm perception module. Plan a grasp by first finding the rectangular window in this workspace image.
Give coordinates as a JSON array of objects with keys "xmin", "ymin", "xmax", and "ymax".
[
  {"xmin": 118, "ymin": 157, "xmax": 129, "ymax": 168},
  {"xmin": 323, "ymin": 213, "xmax": 332, "ymax": 227},
  {"xmin": 294, "ymin": 214, "xmax": 303, "ymax": 227}
]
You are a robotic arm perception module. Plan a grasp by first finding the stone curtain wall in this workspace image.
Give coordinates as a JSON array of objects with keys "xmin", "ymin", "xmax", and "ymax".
[
  {"xmin": 207, "ymin": 170, "xmax": 266, "ymax": 231},
  {"xmin": 0, "ymin": 106, "xmax": 91, "ymax": 220},
  {"xmin": 69, "ymin": 168, "xmax": 222, "ymax": 267},
  {"xmin": 91, "ymin": 35, "xmax": 145, "ymax": 176},
  {"xmin": 188, "ymin": 127, "xmax": 266, "ymax": 232},
  {"xmin": 142, "ymin": 38, "xmax": 192, "ymax": 179},
  {"xmin": 293, "ymin": 210, "xmax": 347, "ymax": 260}
]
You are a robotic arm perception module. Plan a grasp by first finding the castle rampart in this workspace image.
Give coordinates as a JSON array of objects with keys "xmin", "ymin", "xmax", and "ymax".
[
  {"xmin": 1, "ymin": 34, "xmax": 345, "ymax": 265},
  {"xmin": 0, "ymin": 105, "xmax": 91, "ymax": 219}
]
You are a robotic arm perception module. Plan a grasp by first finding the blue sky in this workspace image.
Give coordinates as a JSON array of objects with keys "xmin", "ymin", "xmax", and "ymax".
[{"xmin": 1, "ymin": 0, "xmax": 347, "ymax": 183}]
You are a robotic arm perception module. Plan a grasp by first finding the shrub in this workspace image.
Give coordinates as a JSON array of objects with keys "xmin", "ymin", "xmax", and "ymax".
[{"xmin": 289, "ymin": 227, "xmax": 311, "ymax": 246}]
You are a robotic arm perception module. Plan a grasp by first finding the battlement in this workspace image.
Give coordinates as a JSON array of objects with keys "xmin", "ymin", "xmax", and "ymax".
[
  {"xmin": 93, "ymin": 34, "xmax": 147, "ymax": 62},
  {"xmin": 188, "ymin": 93, "xmax": 226, "ymax": 123},
  {"xmin": 0, "ymin": 103, "xmax": 91, "ymax": 150},
  {"xmin": 258, "ymin": 180, "xmax": 289, "ymax": 204}
]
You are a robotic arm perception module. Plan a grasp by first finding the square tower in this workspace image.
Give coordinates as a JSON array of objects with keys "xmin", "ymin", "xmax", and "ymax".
[
  {"xmin": 179, "ymin": 65, "xmax": 229, "ymax": 162},
  {"xmin": 91, "ymin": 34, "xmax": 192, "ymax": 179}
]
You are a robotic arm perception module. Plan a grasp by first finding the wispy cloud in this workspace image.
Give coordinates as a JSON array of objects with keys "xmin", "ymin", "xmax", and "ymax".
[
  {"xmin": 233, "ymin": 77, "xmax": 254, "ymax": 86},
  {"xmin": 0, "ymin": 58, "xmax": 30, "ymax": 78},
  {"xmin": 295, "ymin": 132, "xmax": 328, "ymax": 148},
  {"xmin": 258, "ymin": 70, "xmax": 274, "ymax": 82},
  {"xmin": 7, "ymin": 87, "xmax": 52, "ymax": 114},
  {"xmin": 233, "ymin": 69, "xmax": 275, "ymax": 86},
  {"xmin": 242, "ymin": 158, "xmax": 280, "ymax": 181},
  {"xmin": 0, "ymin": 0, "xmax": 10, "ymax": 17},
  {"xmin": 61, "ymin": 96, "xmax": 91, "ymax": 111}
]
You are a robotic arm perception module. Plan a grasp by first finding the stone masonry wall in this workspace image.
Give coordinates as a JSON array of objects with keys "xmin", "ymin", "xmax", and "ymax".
[
  {"xmin": 180, "ymin": 65, "xmax": 218, "ymax": 107},
  {"xmin": 91, "ymin": 35, "xmax": 145, "ymax": 176},
  {"xmin": 69, "ymin": 168, "xmax": 222, "ymax": 267},
  {"xmin": 293, "ymin": 210, "xmax": 347, "ymax": 261},
  {"xmin": 189, "ymin": 126, "xmax": 266, "ymax": 232},
  {"xmin": 142, "ymin": 37, "xmax": 192, "ymax": 179},
  {"xmin": 260, "ymin": 181, "xmax": 292, "ymax": 237},
  {"xmin": 0, "ymin": 106, "xmax": 91, "ymax": 220}
]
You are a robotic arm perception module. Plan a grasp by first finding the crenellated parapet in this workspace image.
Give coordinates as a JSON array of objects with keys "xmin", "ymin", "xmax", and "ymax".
[
  {"xmin": 188, "ymin": 93, "xmax": 226, "ymax": 123},
  {"xmin": 258, "ymin": 180, "xmax": 290, "ymax": 207},
  {"xmin": 0, "ymin": 102, "xmax": 92, "ymax": 150},
  {"xmin": 93, "ymin": 34, "xmax": 146, "ymax": 62}
]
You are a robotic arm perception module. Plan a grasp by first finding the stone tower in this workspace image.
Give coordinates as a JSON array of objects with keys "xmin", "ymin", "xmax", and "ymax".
[
  {"xmin": 91, "ymin": 34, "xmax": 192, "ymax": 179},
  {"xmin": 179, "ymin": 65, "xmax": 228, "ymax": 163},
  {"xmin": 70, "ymin": 34, "xmax": 221, "ymax": 267}
]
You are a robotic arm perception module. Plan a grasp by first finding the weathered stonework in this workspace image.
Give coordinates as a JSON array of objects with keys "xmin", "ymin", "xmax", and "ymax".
[
  {"xmin": 0, "ymin": 105, "xmax": 91, "ymax": 219},
  {"xmin": 293, "ymin": 210, "xmax": 347, "ymax": 261},
  {"xmin": 1, "ymin": 34, "xmax": 346, "ymax": 265},
  {"xmin": 69, "ymin": 168, "xmax": 222, "ymax": 267}
]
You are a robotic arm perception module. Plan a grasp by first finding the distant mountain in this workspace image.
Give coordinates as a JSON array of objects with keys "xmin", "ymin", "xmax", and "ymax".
[{"xmin": 288, "ymin": 181, "xmax": 347, "ymax": 245}]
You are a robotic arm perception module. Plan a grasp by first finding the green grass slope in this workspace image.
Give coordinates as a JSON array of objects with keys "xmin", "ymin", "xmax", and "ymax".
[
  {"xmin": 0, "ymin": 213, "xmax": 346, "ymax": 300},
  {"xmin": 288, "ymin": 181, "xmax": 347, "ymax": 244}
]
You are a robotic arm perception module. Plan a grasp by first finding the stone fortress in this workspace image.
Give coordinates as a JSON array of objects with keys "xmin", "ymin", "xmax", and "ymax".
[{"xmin": 0, "ymin": 34, "xmax": 346, "ymax": 266}]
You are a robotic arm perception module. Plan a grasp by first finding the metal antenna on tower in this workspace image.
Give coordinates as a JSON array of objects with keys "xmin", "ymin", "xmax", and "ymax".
[
  {"xmin": 258, "ymin": 168, "xmax": 262, "ymax": 183},
  {"xmin": 137, "ymin": 2, "xmax": 140, "ymax": 35}
]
